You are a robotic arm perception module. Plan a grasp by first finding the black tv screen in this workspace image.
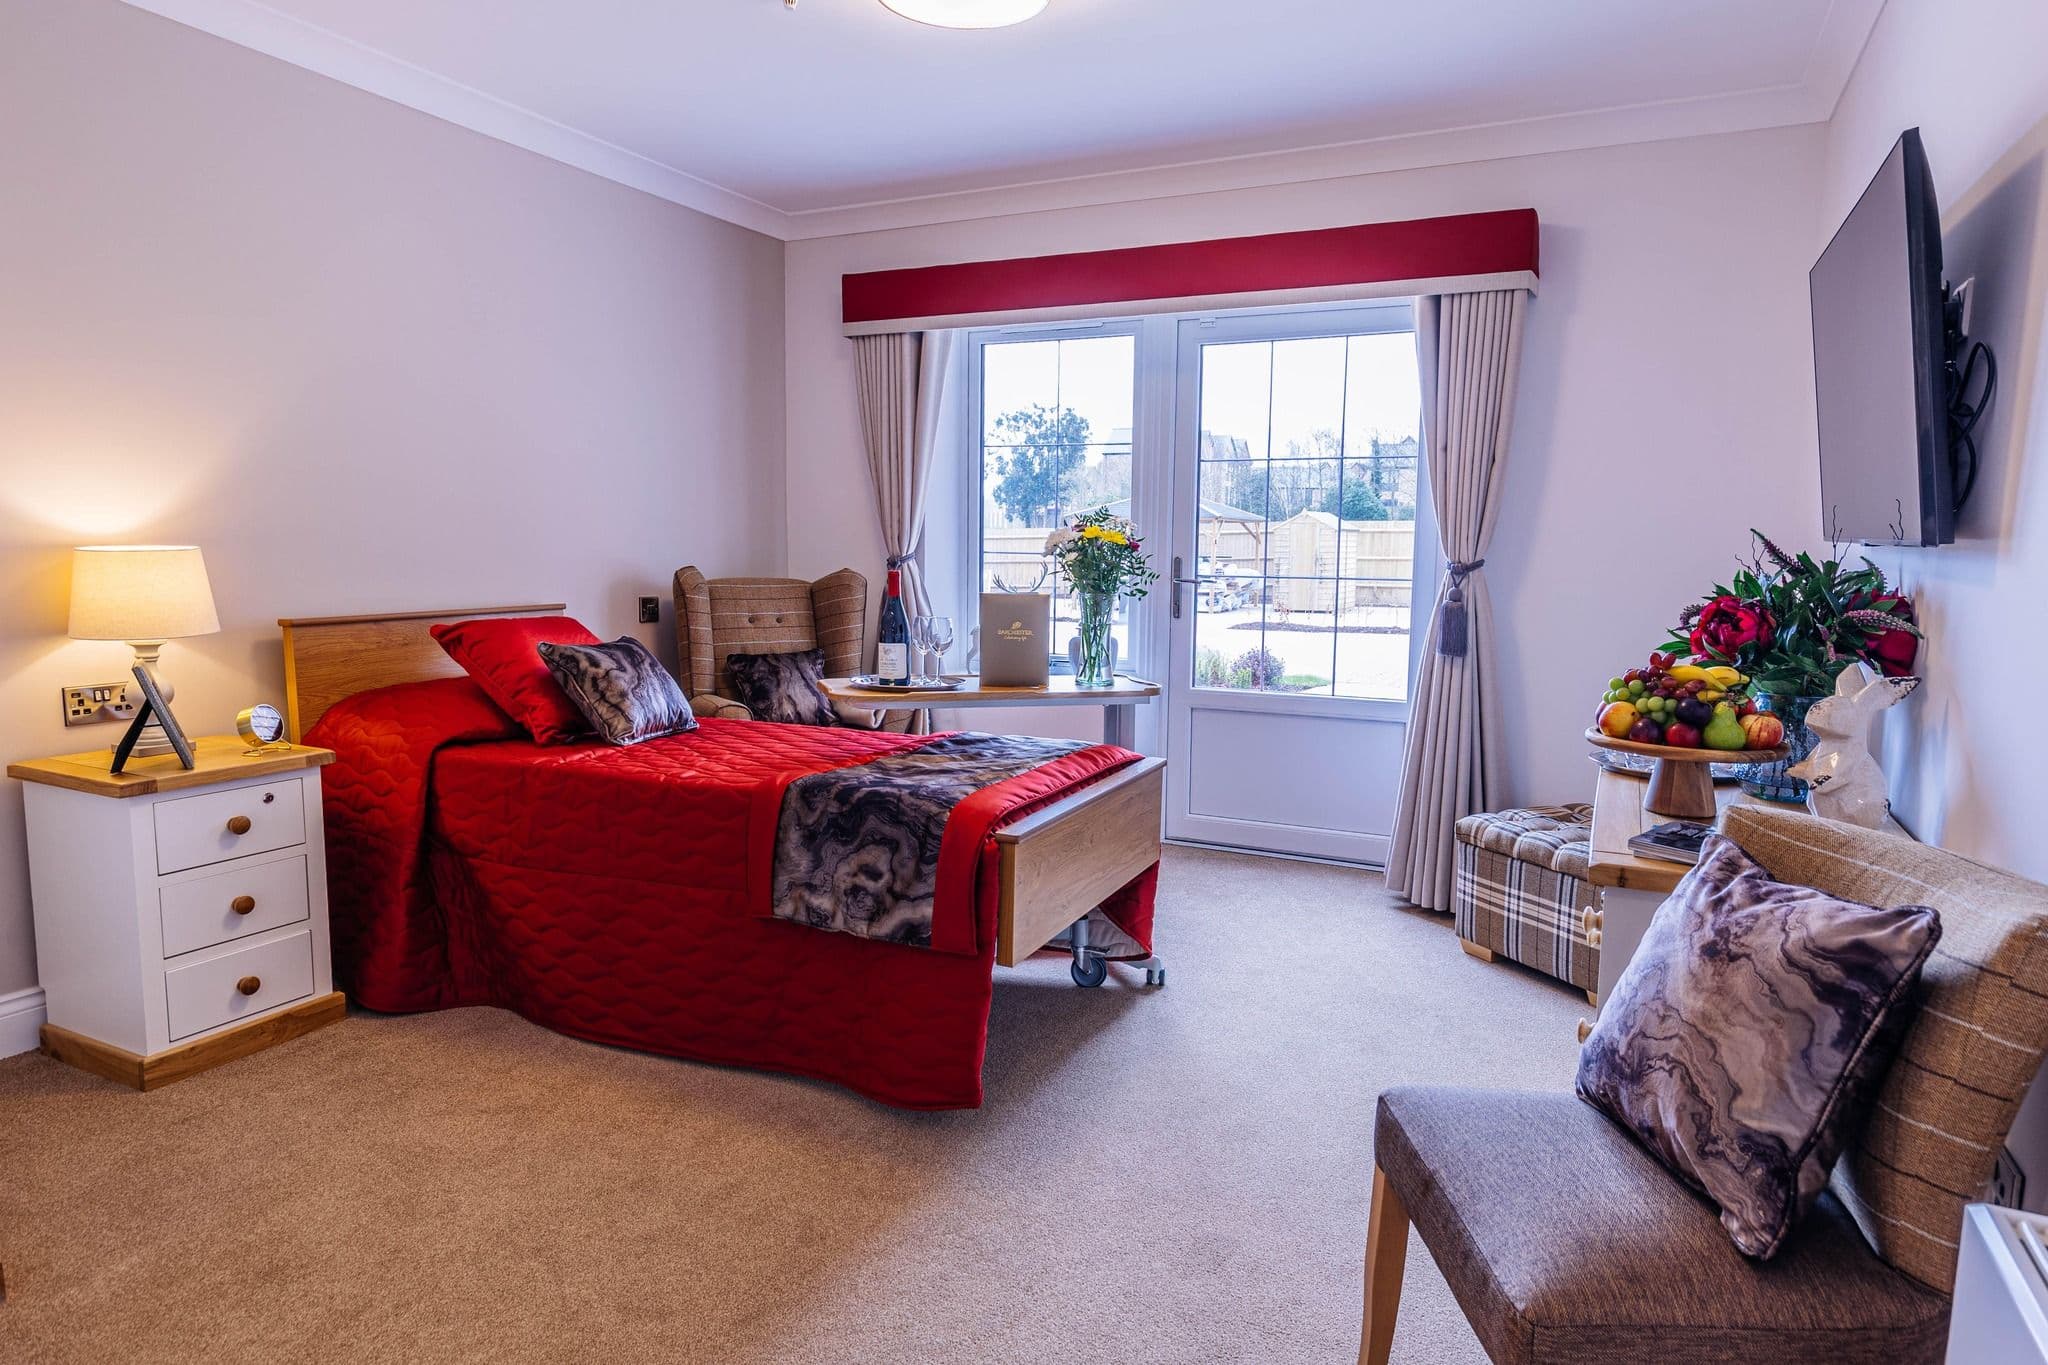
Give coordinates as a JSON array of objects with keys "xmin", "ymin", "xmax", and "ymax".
[{"xmin": 1809, "ymin": 128, "xmax": 1950, "ymax": 545}]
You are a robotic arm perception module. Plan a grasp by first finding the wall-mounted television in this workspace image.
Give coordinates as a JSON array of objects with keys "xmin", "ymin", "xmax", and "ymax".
[{"xmin": 1809, "ymin": 128, "xmax": 1952, "ymax": 546}]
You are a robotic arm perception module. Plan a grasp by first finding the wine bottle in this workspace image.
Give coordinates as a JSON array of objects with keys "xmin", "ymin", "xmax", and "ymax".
[{"xmin": 876, "ymin": 569, "xmax": 910, "ymax": 683}]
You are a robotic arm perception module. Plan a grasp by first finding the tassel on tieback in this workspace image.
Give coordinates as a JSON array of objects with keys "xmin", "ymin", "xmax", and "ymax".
[{"xmin": 1437, "ymin": 559, "xmax": 1484, "ymax": 658}]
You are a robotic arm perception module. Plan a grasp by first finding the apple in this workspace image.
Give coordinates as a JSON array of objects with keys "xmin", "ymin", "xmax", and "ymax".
[
  {"xmin": 1663, "ymin": 721, "xmax": 1703, "ymax": 749},
  {"xmin": 1627, "ymin": 716, "xmax": 1665, "ymax": 745},
  {"xmin": 1741, "ymin": 713, "xmax": 1785, "ymax": 749},
  {"xmin": 1598, "ymin": 701, "xmax": 1640, "ymax": 739}
]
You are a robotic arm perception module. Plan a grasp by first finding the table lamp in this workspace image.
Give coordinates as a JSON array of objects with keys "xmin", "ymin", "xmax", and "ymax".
[{"xmin": 69, "ymin": 546, "xmax": 220, "ymax": 757}]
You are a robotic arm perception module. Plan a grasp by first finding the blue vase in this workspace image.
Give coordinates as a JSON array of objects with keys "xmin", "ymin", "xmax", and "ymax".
[{"xmin": 1736, "ymin": 694, "xmax": 1823, "ymax": 802}]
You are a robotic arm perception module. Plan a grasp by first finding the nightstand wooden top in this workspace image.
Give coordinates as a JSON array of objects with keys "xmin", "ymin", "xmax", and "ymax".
[{"xmin": 8, "ymin": 737, "xmax": 334, "ymax": 798}]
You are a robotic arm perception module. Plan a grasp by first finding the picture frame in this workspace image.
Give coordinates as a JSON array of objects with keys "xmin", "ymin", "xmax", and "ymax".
[{"xmin": 111, "ymin": 664, "xmax": 196, "ymax": 773}]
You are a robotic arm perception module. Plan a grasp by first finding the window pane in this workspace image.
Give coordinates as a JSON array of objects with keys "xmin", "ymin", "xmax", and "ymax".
[
  {"xmin": 982, "ymin": 341, "xmax": 1059, "ymax": 443},
  {"xmin": 1270, "ymin": 336, "xmax": 1348, "ymax": 460},
  {"xmin": 1337, "ymin": 455, "xmax": 1415, "ymax": 526},
  {"xmin": 1059, "ymin": 335, "xmax": 1134, "ymax": 444},
  {"xmin": 1193, "ymin": 596, "xmax": 1267, "ymax": 692},
  {"xmin": 1263, "ymin": 459, "xmax": 1342, "ymax": 525},
  {"xmin": 1199, "ymin": 341, "xmax": 1271, "ymax": 462},
  {"xmin": 1337, "ymin": 590, "xmax": 1411, "ymax": 701},
  {"xmin": 1344, "ymin": 332, "xmax": 1422, "ymax": 520},
  {"xmin": 1197, "ymin": 460, "xmax": 1269, "ymax": 576},
  {"xmin": 1059, "ymin": 443, "xmax": 1133, "ymax": 519}
]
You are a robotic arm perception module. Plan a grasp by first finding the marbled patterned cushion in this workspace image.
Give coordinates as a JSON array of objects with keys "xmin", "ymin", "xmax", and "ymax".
[
  {"xmin": 536, "ymin": 637, "xmax": 696, "ymax": 746},
  {"xmin": 725, "ymin": 648, "xmax": 839, "ymax": 727},
  {"xmin": 1577, "ymin": 834, "xmax": 1941, "ymax": 1260}
]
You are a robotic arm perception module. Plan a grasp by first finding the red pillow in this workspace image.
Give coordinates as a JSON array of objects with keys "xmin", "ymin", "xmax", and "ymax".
[{"xmin": 431, "ymin": 615, "xmax": 602, "ymax": 744}]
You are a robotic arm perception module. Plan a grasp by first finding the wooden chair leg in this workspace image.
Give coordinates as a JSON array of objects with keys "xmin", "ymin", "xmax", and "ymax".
[{"xmin": 1359, "ymin": 1164, "xmax": 1410, "ymax": 1365}]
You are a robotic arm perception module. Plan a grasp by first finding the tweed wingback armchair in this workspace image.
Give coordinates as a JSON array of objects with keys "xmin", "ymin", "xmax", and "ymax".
[
  {"xmin": 671, "ymin": 566, "xmax": 911, "ymax": 732},
  {"xmin": 1360, "ymin": 804, "xmax": 2048, "ymax": 1365}
]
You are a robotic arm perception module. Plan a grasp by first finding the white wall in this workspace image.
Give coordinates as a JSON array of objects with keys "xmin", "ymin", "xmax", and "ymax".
[
  {"xmin": 1819, "ymin": 0, "xmax": 2048, "ymax": 1210},
  {"xmin": 1820, "ymin": 0, "xmax": 2048, "ymax": 882},
  {"xmin": 0, "ymin": 0, "xmax": 787, "ymax": 997},
  {"xmin": 785, "ymin": 126, "xmax": 1828, "ymax": 801}
]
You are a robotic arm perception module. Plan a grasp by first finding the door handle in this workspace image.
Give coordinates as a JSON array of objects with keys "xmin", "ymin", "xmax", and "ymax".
[{"xmin": 1170, "ymin": 556, "xmax": 1208, "ymax": 620}]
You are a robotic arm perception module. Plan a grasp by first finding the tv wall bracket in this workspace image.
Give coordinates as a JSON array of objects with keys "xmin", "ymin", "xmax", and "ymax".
[{"xmin": 1943, "ymin": 276, "xmax": 1998, "ymax": 514}]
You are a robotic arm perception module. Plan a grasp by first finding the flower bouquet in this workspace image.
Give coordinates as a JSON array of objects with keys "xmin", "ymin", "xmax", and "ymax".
[
  {"xmin": 1661, "ymin": 531, "xmax": 1920, "ymax": 798},
  {"xmin": 1044, "ymin": 508, "xmax": 1160, "ymax": 687}
]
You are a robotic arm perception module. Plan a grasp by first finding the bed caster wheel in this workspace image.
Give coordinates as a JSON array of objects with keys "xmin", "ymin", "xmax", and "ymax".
[
  {"xmin": 1145, "ymin": 966, "xmax": 1166, "ymax": 988},
  {"xmin": 1071, "ymin": 955, "xmax": 1107, "ymax": 988}
]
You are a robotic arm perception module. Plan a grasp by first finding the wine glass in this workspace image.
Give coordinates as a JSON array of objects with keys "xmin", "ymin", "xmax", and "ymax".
[
  {"xmin": 909, "ymin": 615, "xmax": 935, "ymax": 681},
  {"xmin": 925, "ymin": 616, "xmax": 955, "ymax": 677}
]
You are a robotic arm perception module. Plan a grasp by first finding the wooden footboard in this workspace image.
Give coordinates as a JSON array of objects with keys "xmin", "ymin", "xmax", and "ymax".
[{"xmin": 992, "ymin": 757, "xmax": 1164, "ymax": 967}]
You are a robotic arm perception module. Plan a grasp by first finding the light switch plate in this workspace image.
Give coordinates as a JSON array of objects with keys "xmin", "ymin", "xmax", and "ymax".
[{"xmin": 63, "ymin": 681, "xmax": 137, "ymax": 728}]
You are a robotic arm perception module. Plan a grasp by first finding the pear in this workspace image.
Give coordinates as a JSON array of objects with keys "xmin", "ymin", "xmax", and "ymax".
[{"xmin": 1702, "ymin": 702, "xmax": 1749, "ymax": 752}]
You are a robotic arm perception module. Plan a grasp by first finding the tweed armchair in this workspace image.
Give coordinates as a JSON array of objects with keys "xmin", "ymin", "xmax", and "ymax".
[
  {"xmin": 671, "ymin": 566, "xmax": 912, "ymax": 732},
  {"xmin": 1360, "ymin": 804, "xmax": 2048, "ymax": 1365}
]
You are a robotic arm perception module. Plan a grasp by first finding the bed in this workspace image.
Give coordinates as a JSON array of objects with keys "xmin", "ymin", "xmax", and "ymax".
[{"xmin": 280, "ymin": 603, "xmax": 1164, "ymax": 1109}]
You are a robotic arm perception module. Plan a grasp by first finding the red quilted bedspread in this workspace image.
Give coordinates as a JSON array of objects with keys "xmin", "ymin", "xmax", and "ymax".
[{"xmin": 308, "ymin": 678, "xmax": 1158, "ymax": 1109}]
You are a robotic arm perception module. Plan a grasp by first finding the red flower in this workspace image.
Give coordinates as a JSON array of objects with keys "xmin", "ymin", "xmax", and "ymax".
[
  {"xmin": 1689, "ymin": 595, "xmax": 1776, "ymax": 663},
  {"xmin": 1860, "ymin": 593, "xmax": 1920, "ymax": 677}
]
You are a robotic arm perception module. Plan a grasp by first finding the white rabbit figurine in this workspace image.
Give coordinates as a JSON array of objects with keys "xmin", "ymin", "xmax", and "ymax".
[{"xmin": 1785, "ymin": 661, "xmax": 1919, "ymax": 828}]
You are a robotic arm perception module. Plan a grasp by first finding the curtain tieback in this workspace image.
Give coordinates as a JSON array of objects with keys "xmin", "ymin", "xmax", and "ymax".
[
  {"xmin": 885, "ymin": 553, "xmax": 917, "ymax": 570},
  {"xmin": 1436, "ymin": 558, "xmax": 1485, "ymax": 658}
]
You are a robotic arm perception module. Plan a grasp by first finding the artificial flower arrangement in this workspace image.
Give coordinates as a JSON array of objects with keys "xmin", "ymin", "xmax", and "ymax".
[
  {"xmin": 1661, "ymin": 530, "xmax": 1921, "ymax": 698},
  {"xmin": 1042, "ymin": 507, "xmax": 1161, "ymax": 599}
]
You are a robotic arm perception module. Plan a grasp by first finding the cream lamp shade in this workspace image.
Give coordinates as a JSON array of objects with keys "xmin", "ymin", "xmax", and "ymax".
[{"xmin": 68, "ymin": 546, "xmax": 221, "ymax": 642}]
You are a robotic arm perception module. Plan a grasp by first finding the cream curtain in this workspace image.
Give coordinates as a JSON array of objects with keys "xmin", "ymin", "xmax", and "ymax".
[
  {"xmin": 852, "ymin": 330, "xmax": 960, "ymax": 621},
  {"xmin": 1386, "ymin": 289, "xmax": 1529, "ymax": 911}
]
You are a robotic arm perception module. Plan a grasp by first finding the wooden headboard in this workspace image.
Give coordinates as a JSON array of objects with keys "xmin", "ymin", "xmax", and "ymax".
[{"xmin": 277, "ymin": 603, "xmax": 566, "ymax": 742}]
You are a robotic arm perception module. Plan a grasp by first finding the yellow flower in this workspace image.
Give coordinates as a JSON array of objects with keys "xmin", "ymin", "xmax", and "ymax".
[{"xmin": 1082, "ymin": 527, "xmax": 1128, "ymax": 545}]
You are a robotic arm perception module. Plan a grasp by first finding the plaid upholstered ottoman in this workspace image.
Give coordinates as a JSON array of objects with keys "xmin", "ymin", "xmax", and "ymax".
[{"xmin": 1452, "ymin": 805, "xmax": 1598, "ymax": 1003}]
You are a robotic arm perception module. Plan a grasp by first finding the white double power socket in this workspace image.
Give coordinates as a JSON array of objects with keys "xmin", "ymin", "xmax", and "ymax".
[{"xmin": 61, "ymin": 681, "xmax": 139, "ymax": 728}]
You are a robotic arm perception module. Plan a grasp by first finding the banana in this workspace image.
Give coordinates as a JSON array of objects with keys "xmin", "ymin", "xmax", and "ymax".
[
  {"xmin": 1666, "ymin": 665, "xmax": 1713, "ymax": 683},
  {"xmin": 1704, "ymin": 665, "xmax": 1748, "ymax": 688}
]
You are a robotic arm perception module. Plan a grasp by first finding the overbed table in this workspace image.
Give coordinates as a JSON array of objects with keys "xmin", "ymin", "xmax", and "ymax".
[
  {"xmin": 819, "ymin": 673, "xmax": 1167, "ymax": 988},
  {"xmin": 819, "ymin": 674, "xmax": 1162, "ymax": 748}
]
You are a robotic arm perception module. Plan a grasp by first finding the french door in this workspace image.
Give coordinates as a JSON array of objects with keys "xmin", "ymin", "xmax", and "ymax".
[{"xmin": 1161, "ymin": 305, "xmax": 1434, "ymax": 863}]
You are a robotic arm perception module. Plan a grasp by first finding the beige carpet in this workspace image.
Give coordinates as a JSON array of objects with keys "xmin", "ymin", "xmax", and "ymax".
[{"xmin": 0, "ymin": 847, "xmax": 1585, "ymax": 1363}]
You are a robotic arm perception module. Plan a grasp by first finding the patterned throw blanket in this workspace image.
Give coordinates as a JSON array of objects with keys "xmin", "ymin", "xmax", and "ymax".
[{"xmin": 771, "ymin": 733, "xmax": 1087, "ymax": 948}]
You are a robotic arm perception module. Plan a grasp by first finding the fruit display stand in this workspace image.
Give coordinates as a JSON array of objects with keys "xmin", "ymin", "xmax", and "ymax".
[{"xmin": 1584, "ymin": 729, "xmax": 1789, "ymax": 821}]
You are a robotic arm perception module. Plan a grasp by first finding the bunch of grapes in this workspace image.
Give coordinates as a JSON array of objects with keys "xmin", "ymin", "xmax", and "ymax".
[{"xmin": 1599, "ymin": 651, "xmax": 1714, "ymax": 725}]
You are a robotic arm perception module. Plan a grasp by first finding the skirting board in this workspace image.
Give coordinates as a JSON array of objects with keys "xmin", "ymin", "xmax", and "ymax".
[{"xmin": 0, "ymin": 987, "xmax": 49, "ymax": 1059}]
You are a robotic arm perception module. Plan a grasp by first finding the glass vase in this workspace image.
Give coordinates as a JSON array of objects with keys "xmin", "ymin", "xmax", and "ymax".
[
  {"xmin": 1074, "ymin": 588, "xmax": 1117, "ymax": 688},
  {"xmin": 1736, "ymin": 693, "xmax": 1824, "ymax": 802}
]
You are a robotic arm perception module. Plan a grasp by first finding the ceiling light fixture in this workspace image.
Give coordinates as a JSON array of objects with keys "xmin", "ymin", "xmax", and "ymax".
[{"xmin": 878, "ymin": 0, "xmax": 1048, "ymax": 29}]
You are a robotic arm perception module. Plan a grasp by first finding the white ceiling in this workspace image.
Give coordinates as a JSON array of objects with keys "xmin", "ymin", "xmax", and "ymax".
[{"xmin": 127, "ymin": 0, "xmax": 1885, "ymax": 238}]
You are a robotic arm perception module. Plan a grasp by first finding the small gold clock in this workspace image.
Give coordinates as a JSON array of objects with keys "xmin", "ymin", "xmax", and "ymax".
[{"xmin": 236, "ymin": 703, "xmax": 287, "ymax": 753}]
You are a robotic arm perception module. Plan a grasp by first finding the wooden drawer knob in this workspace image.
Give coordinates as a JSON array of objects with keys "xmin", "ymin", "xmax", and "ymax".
[
  {"xmin": 236, "ymin": 976, "xmax": 262, "ymax": 996},
  {"xmin": 225, "ymin": 815, "xmax": 253, "ymax": 836},
  {"xmin": 230, "ymin": 895, "xmax": 256, "ymax": 915}
]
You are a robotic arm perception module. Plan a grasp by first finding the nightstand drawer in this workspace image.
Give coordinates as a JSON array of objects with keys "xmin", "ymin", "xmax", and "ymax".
[
  {"xmin": 160, "ymin": 855, "xmax": 311, "ymax": 958},
  {"xmin": 164, "ymin": 928, "xmax": 315, "ymax": 1041},
  {"xmin": 154, "ymin": 778, "xmax": 306, "ymax": 874}
]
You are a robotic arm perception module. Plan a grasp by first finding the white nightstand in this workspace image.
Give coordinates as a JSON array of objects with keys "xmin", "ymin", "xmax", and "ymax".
[{"xmin": 8, "ymin": 736, "xmax": 344, "ymax": 1089}]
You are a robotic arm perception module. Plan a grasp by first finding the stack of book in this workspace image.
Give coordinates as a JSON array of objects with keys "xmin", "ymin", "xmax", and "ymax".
[{"xmin": 1627, "ymin": 820, "xmax": 1714, "ymax": 866}]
